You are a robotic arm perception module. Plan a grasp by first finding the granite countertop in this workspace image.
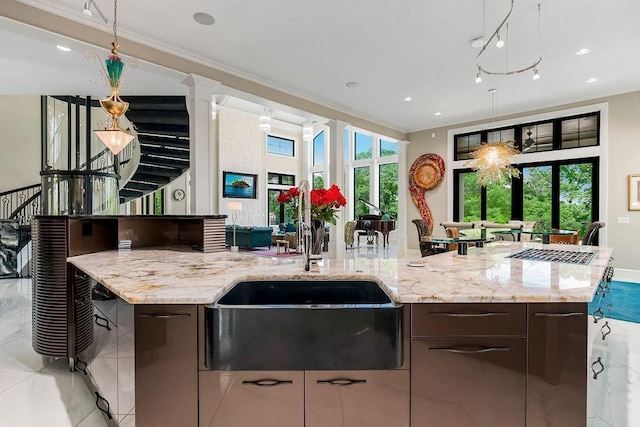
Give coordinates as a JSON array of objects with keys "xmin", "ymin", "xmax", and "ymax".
[{"xmin": 67, "ymin": 241, "xmax": 613, "ymax": 305}]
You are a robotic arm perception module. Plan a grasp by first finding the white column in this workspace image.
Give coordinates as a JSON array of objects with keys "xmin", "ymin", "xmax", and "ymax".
[
  {"xmin": 326, "ymin": 119, "xmax": 349, "ymax": 253},
  {"xmin": 396, "ymin": 140, "xmax": 410, "ymax": 253},
  {"xmin": 182, "ymin": 74, "xmax": 221, "ymax": 214}
]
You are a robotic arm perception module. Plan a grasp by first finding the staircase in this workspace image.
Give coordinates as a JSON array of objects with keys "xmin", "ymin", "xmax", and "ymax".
[{"xmin": 119, "ymin": 96, "xmax": 190, "ymax": 202}]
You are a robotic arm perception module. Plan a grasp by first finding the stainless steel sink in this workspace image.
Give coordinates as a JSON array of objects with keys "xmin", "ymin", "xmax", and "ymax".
[{"xmin": 204, "ymin": 280, "xmax": 403, "ymax": 371}]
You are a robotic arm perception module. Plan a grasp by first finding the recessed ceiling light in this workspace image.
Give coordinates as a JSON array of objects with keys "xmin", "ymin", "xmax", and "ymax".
[
  {"xmin": 345, "ymin": 81, "xmax": 359, "ymax": 88},
  {"xmin": 193, "ymin": 12, "xmax": 215, "ymax": 25},
  {"xmin": 403, "ymin": 97, "xmax": 413, "ymax": 102},
  {"xmin": 56, "ymin": 45, "xmax": 71, "ymax": 52},
  {"xmin": 586, "ymin": 77, "xmax": 599, "ymax": 83},
  {"xmin": 434, "ymin": 112, "xmax": 442, "ymax": 116},
  {"xmin": 575, "ymin": 48, "xmax": 592, "ymax": 55},
  {"xmin": 471, "ymin": 37, "xmax": 485, "ymax": 48}
]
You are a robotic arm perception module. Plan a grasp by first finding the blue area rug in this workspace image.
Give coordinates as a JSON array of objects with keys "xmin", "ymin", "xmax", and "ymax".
[{"xmin": 589, "ymin": 281, "xmax": 640, "ymax": 323}]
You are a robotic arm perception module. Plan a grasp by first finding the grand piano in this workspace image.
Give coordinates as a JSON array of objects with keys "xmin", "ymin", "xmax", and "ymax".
[{"xmin": 356, "ymin": 198, "xmax": 396, "ymax": 247}]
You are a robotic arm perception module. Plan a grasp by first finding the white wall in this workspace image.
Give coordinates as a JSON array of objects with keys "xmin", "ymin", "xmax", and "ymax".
[
  {"xmin": 0, "ymin": 96, "xmax": 41, "ymax": 192},
  {"xmin": 407, "ymin": 89, "xmax": 640, "ymax": 272}
]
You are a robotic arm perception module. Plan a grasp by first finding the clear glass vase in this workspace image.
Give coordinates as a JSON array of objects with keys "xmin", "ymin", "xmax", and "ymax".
[{"xmin": 310, "ymin": 219, "xmax": 325, "ymax": 256}]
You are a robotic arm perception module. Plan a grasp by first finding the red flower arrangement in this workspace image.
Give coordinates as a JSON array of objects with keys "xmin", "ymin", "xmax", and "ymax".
[{"xmin": 277, "ymin": 184, "xmax": 347, "ymax": 225}]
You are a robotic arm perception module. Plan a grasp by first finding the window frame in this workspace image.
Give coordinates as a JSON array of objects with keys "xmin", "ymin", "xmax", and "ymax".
[{"xmin": 266, "ymin": 133, "xmax": 296, "ymax": 158}]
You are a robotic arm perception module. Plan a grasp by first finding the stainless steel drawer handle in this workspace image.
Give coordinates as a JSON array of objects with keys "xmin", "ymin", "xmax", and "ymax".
[
  {"xmin": 242, "ymin": 379, "xmax": 293, "ymax": 387},
  {"xmin": 429, "ymin": 346, "xmax": 510, "ymax": 354},
  {"xmin": 534, "ymin": 312, "xmax": 583, "ymax": 318},
  {"xmin": 317, "ymin": 378, "xmax": 367, "ymax": 386},
  {"xmin": 591, "ymin": 357, "xmax": 604, "ymax": 380},
  {"xmin": 429, "ymin": 312, "xmax": 509, "ymax": 318},
  {"xmin": 601, "ymin": 321, "xmax": 611, "ymax": 341},
  {"xmin": 139, "ymin": 313, "xmax": 192, "ymax": 319}
]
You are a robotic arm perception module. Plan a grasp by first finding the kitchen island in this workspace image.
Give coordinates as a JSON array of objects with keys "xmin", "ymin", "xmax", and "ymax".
[{"xmin": 67, "ymin": 241, "xmax": 612, "ymax": 427}]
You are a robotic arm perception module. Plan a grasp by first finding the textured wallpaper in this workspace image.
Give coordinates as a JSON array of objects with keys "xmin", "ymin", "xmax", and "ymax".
[{"xmin": 218, "ymin": 109, "xmax": 265, "ymax": 226}]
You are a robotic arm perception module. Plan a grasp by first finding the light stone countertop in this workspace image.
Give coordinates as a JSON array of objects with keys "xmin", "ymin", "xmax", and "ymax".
[{"xmin": 67, "ymin": 241, "xmax": 613, "ymax": 305}]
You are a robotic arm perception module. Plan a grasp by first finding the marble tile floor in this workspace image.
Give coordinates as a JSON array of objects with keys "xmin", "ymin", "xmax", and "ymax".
[{"xmin": 1, "ymin": 275, "xmax": 639, "ymax": 426}]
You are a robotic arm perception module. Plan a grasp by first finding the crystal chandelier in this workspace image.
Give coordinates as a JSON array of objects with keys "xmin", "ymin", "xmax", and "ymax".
[{"xmin": 465, "ymin": 89, "xmax": 521, "ymax": 186}]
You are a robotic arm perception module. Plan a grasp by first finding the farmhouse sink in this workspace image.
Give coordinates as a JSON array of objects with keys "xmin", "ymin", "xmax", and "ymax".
[
  {"xmin": 204, "ymin": 280, "xmax": 403, "ymax": 371},
  {"xmin": 215, "ymin": 279, "xmax": 395, "ymax": 307}
]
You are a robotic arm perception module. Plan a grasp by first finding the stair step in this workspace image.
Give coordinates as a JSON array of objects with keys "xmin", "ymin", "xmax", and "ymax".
[
  {"xmin": 126, "ymin": 181, "xmax": 159, "ymax": 192},
  {"xmin": 141, "ymin": 145, "xmax": 190, "ymax": 160},
  {"xmin": 121, "ymin": 96, "xmax": 187, "ymax": 111},
  {"xmin": 126, "ymin": 110, "xmax": 189, "ymax": 126},
  {"xmin": 132, "ymin": 173, "xmax": 172, "ymax": 185},
  {"xmin": 138, "ymin": 134, "xmax": 189, "ymax": 149},
  {"xmin": 120, "ymin": 189, "xmax": 144, "ymax": 199},
  {"xmin": 133, "ymin": 123, "xmax": 189, "ymax": 137},
  {"xmin": 136, "ymin": 165, "xmax": 184, "ymax": 178},
  {"xmin": 141, "ymin": 155, "xmax": 189, "ymax": 170}
]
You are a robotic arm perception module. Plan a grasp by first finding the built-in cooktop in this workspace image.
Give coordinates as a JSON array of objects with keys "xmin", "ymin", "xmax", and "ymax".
[{"xmin": 507, "ymin": 248, "xmax": 596, "ymax": 265}]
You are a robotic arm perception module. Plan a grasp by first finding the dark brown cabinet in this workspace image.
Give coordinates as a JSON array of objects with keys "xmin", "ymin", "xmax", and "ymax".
[
  {"xmin": 199, "ymin": 371, "xmax": 304, "ymax": 427},
  {"xmin": 411, "ymin": 337, "xmax": 526, "ymax": 426},
  {"xmin": 305, "ymin": 370, "xmax": 410, "ymax": 427},
  {"xmin": 135, "ymin": 304, "xmax": 198, "ymax": 427},
  {"xmin": 411, "ymin": 303, "xmax": 527, "ymax": 427},
  {"xmin": 527, "ymin": 303, "xmax": 587, "ymax": 426}
]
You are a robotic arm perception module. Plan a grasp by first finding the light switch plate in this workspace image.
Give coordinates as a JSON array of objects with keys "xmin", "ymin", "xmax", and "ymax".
[{"xmin": 617, "ymin": 217, "xmax": 630, "ymax": 224}]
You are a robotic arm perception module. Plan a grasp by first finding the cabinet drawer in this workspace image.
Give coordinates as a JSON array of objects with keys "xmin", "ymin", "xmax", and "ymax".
[
  {"xmin": 412, "ymin": 337, "xmax": 526, "ymax": 426},
  {"xmin": 199, "ymin": 371, "xmax": 304, "ymax": 427},
  {"xmin": 305, "ymin": 370, "xmax": 409, "ymax": 427},
  {"xmin": 412, "ymin": 303, "xmax": 526, "ymax": 337}
]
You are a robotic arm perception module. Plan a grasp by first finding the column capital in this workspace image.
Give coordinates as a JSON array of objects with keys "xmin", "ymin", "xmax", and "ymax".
[{"xmin": 182, "ymin": 74, "xmax": 221, "ymax": 90}]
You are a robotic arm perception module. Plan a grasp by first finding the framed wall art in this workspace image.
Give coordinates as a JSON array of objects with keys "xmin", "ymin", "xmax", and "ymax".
[{"xmin": 629, "ymin": 174, "xmax": 640, "ymax": 211}]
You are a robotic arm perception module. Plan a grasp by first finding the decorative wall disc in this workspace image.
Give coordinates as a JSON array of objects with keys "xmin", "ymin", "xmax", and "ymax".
[{"xmin": 409, "ymin": 154, "xmax": 445, "ymax": 234}]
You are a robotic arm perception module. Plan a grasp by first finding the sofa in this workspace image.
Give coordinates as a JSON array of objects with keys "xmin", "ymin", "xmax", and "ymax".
[{"xmin": 225, "ymin": 225, "xmax": 273, "ymax": 249}]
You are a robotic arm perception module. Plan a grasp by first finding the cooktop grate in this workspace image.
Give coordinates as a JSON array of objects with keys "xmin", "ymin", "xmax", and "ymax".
[{"xmin": 507, "ymin": 248, "xmax": 596, "ymax": 265}]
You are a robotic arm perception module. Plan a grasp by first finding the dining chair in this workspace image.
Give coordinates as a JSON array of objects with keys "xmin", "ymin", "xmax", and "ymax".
[
  {"xmin": 550, "ymin": 232, "xmax": 580, "ymax": 244},
  {"xmin": 412, "ymin": 219, "xmax": 445, "ymax": 257},
  {"xmin": 445, "ymin": 227, "xmax": 459, "ymax": 251}
]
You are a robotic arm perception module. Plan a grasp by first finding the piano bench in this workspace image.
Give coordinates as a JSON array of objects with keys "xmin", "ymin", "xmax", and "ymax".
[{"xmin": 357, "ymin": 230, "xmax": 379, "ymax": 246}]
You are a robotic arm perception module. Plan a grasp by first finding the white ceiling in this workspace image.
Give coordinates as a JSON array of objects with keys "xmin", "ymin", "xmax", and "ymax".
[{"xmin": 5, "ymin": 0, "xmax": 640, "ymax": 133}]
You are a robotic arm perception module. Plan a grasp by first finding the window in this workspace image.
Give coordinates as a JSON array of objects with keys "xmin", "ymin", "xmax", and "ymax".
[
  {"xmin": 455, "ymin": 133, "xmax": 482, "ymax": 161},
  {"xmin": 521, "ymin": 122, "xmax": 553, "ymax": 153},
  {"xmin": 486, "ymin": 181, "xmax": 511, "ymax": 223},
  {"xmin": 354, "ymin": 132, "xmax": 373, "ymax": 160},
  {"xmin": 312, "ymin": 172, "xmax": 324, "ymax": 190},
  {"xmin": 460, "ymin": 172, "xmax": 481, "ymax": 221},
  {"xmin": 454, "ymin": 159, "xmax": 598, "ymax": 234},
  {"xmin": 523, "ymin": 166, "xmax": 552, "ymax": 228},
  {"xmin": 343, "ymin": 128, "xmax": 399, "ymax": 222},
  {"xmin": 561, "ymin": 115, "xmax": 598, "ymax": 149},
  {"xmin": 267, "ymin": 135, "xmax": 295, "ymax": 157},
  {"xmin": 453, "ymin": 109, "xmax": 601, "ymax": 236},
  {"xmin": 267, "ymin": 172, "xmax": 296, "ymax": 226},
  {"xmin": 313, "ymin": 131, "xmax": 324, "ymax": 166},
  {"xmin": 559, "ymin": 163, "xmax": 594, "ymax": 236},
  {"xmin": 379, "ymin": 163, "xmax": 398, "ymax": 219},
  {"xmin": 267, "ymin": 172, "xmax": 295, "ymax": 186},
  {"xmin": 380, "ymin": 139, "xmax": 398, "ymax": 157},
  {"xmin": 354, "ymin": 166, "xmax": 370, "ymax": 217}
]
